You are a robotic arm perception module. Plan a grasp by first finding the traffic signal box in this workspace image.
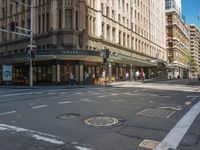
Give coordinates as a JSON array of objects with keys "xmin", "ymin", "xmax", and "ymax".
[
  {"xmin": 103, "ymin": 49, "xmax": 109, "ymax": 63},
  {"xmin": 10, "ymin": 22, "xmax": 16, "ymax": 31},
  {"xmin": 31, "ymin": 48, "xmax": 36, "ymax": 59}
]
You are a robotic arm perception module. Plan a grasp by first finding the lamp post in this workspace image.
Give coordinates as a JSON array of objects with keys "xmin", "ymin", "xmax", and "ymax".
[
  {"xmin": 5, "ymin": 0, "xmax": 34, "ymax": 87},
  {"xmin": 29, "ymin": 0, "xmax": 33, "ymax": 87},
  {"xmin": 12, "ymin": 0, "xmax": 34, "ymax": 87}
]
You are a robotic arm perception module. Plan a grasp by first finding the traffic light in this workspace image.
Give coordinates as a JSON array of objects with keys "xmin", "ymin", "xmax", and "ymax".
[
  {"xmin": 10, "ymin": 21, "xmax": 16, "ymax": 31},
  {"xmin": 103, "ymin": 58, "xmax": 107, "ymax": 63},
  {"xmin": 31, "ymin": 48, "xmax": 36, "ymax": 59},
  {"xmin": 105, "ymin": 49, "xmax": 109, "ymax": 59},
  {"xmin": 103, "ymin": 49, "xmax": 109, "ymax": 59}
]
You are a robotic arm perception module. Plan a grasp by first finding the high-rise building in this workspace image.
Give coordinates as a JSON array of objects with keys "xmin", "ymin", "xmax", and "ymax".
[
  {"xmin": 166, "ymin": 3, "xmax": 190, "ymax": 78},
  {"xmin": 188, "ymin": 25, "xmax": 200, "ymax": 78},
  {"xmin": 165, "ymin": 0, "xmax": 182, "ymax": 15},
  {"xmin": 0, "ymin": 0, "xmax": 166, "ymax": 85}
]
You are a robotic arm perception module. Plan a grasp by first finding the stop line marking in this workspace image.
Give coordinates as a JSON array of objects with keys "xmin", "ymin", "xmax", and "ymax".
[
  {"xmin": 0, "ymin": 124, "xmax": 93, "ymax": 149},
  {"xmin": 0, "ymin": 124, "xmax": 65, "ymax": 145}
]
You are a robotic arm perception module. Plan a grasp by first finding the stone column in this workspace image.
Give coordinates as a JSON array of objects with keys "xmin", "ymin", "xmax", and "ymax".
[
  {"xmin": 90, "ymin": 16, "xmax": 93, "ymax": 35},
  {"xmin": 108, "ymin": 62, "xmax": 112, "ymax": 84},
  {"xmin": 79, "ymin": 61, "xmax": 84, "ymax": 85},
  {"xmin": 51, "ymin": 0, "xmax": 58, "ymax": 30},
  {"xmin": 62, "ymin": 0, "xmax": 65, "ymax": 29},
  {"xmin": 115, "ymin": 0, "xmax": 119, "ymax": 44},
  {"xmin": 56, "ymin": 64, "xmax": 60, "ymax": 83},
  {"xmin": 96, "ymin": 0, "xmax": 102, "ymax": 37},
  {"xmin": 79, "ymin": 1, "xmax": 86, "ymax": 31},
  {"xmin": 32, "ymin": 0, "xmax": 37, "ymax": 34},
  {"xmin": 130, "ymin": 63, "xmax": 133, "ymax": 80}
]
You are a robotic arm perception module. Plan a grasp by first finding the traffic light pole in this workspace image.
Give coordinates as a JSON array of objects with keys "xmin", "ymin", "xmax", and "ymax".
[
  {"xmin": 0, "ymin": 0, "xmax": 33, "ymax": 87},
  {"xmin": 29, "ymin": 0, "xmax": 33, "ymax": 87}
]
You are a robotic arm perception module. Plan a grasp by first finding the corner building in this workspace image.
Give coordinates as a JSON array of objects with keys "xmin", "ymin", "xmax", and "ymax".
[
  {"xmin": 0, "ymin": 0, "xmax": 166, "ymax": 85},
  {"xmin": 166, "ymin": 3, "xmax": 190, "ymax": 78},
  {"xmin": 188, "ymin": 25, "xmax": 200, "ymax": 78}
]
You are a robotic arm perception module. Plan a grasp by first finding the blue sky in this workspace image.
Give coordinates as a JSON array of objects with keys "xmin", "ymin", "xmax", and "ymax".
[{"xmin": 182, "ymin": 0, "xmax": 200, "ymax": 29}]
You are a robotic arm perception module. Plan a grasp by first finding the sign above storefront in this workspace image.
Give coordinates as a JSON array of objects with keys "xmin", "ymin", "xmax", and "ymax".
[{"xmin": 36, "ymin": 50, "xmax": 100, "ymax": 57}]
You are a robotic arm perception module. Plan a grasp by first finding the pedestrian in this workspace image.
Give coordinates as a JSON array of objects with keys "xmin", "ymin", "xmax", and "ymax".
[
  {"xmin": 84, "ymin": 71, "xmax": 89, "ymax": 85},
  {"xmin": 139, "ymin": 71, "xmax": 145, "ymax": 81},
  {"xmin": 135, "ymin": 70, "xmax": 139, "ymax": 80},
  {"xmin": 125, "ymin": 72, "xmax": 129, "ymax": 81},
  {"xmin": 150, "ymin": 72, "xmax": 154, "ymax": 79},
  {"xmin": 102, "ymin": 70, "xmax": 106, "ymax": 84},
  {"xmin": 69, "ymin": 72, "xmax": 74, "ymax": 86}
]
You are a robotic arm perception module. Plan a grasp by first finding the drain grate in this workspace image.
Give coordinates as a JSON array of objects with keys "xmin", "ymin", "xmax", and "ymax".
[
  {"xmin": 137, "ymin": 108, "xmax": 176, "ymax": 119},
  {"xmin": 84, "ymin": 116, "xmax": 119, "ymax": 127},
  {"xmin": 139, "ymin": 139, "xmax": 160, "ymax": 149},
  {"xmin": 56, "ymin": 113, "xmax": 80, "ymax": 120}
]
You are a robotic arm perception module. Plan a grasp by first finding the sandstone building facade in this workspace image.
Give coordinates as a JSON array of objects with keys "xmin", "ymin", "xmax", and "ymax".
[
  {"xmin": 0, "ymin": 0, "xmax": 166, "ymax": 85},
  {"xmin": 166, "ymin": 5, "xmax": 190, "ymax": 78},
  {"xmin": 188, "ymin": 25, "xmax": 200, "ymax": 78}
]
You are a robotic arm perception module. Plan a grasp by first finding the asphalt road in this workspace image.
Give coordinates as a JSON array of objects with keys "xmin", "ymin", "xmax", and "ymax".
[{"xmin": 0, "ymin": 79, "xmax": 199, "ymax": 150}]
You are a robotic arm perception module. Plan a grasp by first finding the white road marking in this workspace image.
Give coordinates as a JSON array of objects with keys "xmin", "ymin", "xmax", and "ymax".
[
  {"xmin": 0, "ymin": 89, "xmax": 73, "ymax": 98},
  {"xmin": 75, "ymin": 92, "xmax": 84, "ymax": 95},
  {"xmin": 159, "ymin": 106, "xmax": 182, "ymax": 111},
  {"xmin": 0, "ymin": 124, "xmax": 64, "ymax": 145},
  {"xmin": 0, "ymin": 111, "xmax": 16, "ymax": 116},
  {"xmin": 91, "ymin": 93, "xmax": 100, "ymax": 95},
  {"xmin": 48, "ymin": 92, "xmax": 56, "ymax": 95},
  {"xmin": 185, "ymin": 101, "xmax": 192, "ymax": 105},
  {"xmin": 60, "ymin": 92, "xmax": 66, "ymax": 95},
  {"xmin": 59, "ymin": 101, "xmax": 72, "ymax": 104},
  {"xmin": 35, "ymin": 92, "xmax": 43, "ymax": 94},
  {"xmin": 124, "ymin": 92, "xmax": 133, "ymax": 96},
  {"xmin": 32, "ymin": 105, "xmax": 48, "ymax": 109},
  {"xmin": 186, "ymin": 95, "xmax": 199, "ymax": 98},
  {"xmin": 0, "ymin": 127, "xmax": 7, "ymax": 130},
  {"xmin": 32, "ymin": 134, "xmax": 64, "ymax": 145},
  {"xmin": 110, "ymin": 93, "xmax": 118, "ymax": 96},
  {"xmin": 155, "ymin": 101, "xmax": 200, "ymax": 150},
  {"xmin": 0, "ymin": 92, "xmax": 32, "ymax": 97},
  {"xmin": 75, "ymin": 146, "xmax": 93, "ymax": 150},
  {"xmin": 80, "ymin": 98, "xmax": 93, "ymax": 102},
  {"xmin": 98, "ymin": 95, "xmax": 107, "ymax": 98}
]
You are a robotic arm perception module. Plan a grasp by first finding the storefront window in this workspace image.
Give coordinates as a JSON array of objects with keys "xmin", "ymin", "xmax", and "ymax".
[
  {"xmin": 60, "ymin": 65, "xmax": 74, "ymax": 83},
  {"xmin": 47, "ymin": 66, "xmax": 52, "ymax": 82}
]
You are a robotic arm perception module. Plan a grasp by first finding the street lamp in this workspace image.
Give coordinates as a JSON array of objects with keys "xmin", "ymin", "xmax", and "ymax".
[{"xmin": 29, "ymin": 0, "xmax": 33, "ymax": 87}]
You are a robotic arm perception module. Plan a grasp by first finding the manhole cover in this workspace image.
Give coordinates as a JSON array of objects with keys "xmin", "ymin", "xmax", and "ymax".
[
  {"xmin": 137, "ymin": 108, "xmax": 176, "ymax": 119},
  {"xmin": 84, "ymin": 116, "xmax": 119, "ymax": 127},
  {"xmin": 139, "ymin": 139, "xmax": 160, "ymax": 149},
  {"xmin": 56, "ymin": 113, "xmax": 80, "ymax": 120}
]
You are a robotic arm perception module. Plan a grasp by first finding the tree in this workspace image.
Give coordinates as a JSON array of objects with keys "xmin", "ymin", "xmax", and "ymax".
[{"xmin": 183, "ymin": 51, "xmax": 198, "ymax": 78}]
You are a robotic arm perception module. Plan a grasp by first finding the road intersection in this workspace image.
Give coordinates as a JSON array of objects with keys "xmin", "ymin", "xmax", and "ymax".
[{"xmin": 0, "ymin": 79, "xmax": 199, "ymax": 150}]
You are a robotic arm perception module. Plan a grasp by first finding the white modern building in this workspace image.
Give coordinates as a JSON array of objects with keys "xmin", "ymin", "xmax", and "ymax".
[{"xmin": 165, "ymin": 0, "xmax": 182, "ymax": 15}]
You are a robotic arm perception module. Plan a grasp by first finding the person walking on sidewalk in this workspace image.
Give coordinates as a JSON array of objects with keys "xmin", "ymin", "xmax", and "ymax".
[
  {"xmin": 125, "ymin": 72, "xmax": 129, "ymax": 81},
  {"xmin": 101, "ymin": 70, "xmax": 106, "ymax": 85},
  {"xmin": 135, "ymin": 70, "xmax": 139, "ymax": 81},
  {"xmin": 139, "ymin": 71, "xmax": 145, "ymax": 81},
  {"xmin": 69, "ymin": 72, "xmax": 74, "ymax": 86},
  {"xmin": 84, "ymin": 71, "xmax": 89, "ymax": 85}
]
